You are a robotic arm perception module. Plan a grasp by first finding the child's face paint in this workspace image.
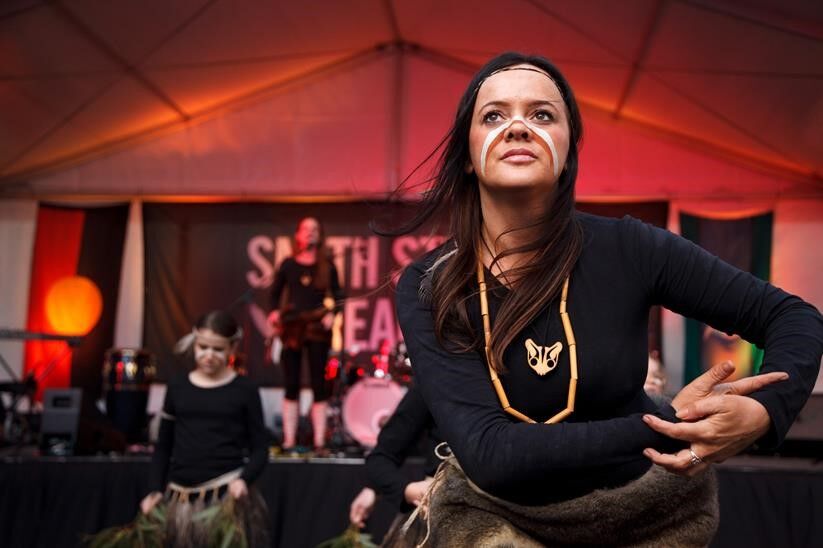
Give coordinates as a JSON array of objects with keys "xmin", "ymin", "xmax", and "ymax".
[
  {"xmin": 193, "ymin": 328, "xmax": 233, "ymax": 376},
  {"xmin": 468, "ymin": 65, "xmax": 570, "ymax": 191}
]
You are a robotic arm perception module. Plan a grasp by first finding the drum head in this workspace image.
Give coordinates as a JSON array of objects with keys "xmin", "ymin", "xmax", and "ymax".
[{"xmin": 342, "ymin": 377, "xmax": 406, "ymax": 447}]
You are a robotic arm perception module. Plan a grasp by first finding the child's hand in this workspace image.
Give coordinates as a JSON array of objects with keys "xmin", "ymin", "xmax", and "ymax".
[{"xmin": 228, "ymin": 478, "xmax": 248, "ymax": 499}]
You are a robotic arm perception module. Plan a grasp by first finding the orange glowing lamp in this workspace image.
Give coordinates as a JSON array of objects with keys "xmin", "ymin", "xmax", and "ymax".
[{"xmin": 45, "ymin": 276, "xmax": 103, "ymax": 336}]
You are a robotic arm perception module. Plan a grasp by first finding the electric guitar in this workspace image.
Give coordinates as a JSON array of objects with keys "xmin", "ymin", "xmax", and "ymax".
[{"xmin": 274, "ymin": 296, "xmax": 341, "ymax": 350}]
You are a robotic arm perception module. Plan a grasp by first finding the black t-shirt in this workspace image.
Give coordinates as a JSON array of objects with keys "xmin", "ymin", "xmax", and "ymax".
[
  {"xmin": 149, "ymin": 374, "xmax": 268, "ymax": 492},
  {"xmin": 270, "ymin": 256, "xmax": 344, "ymax": 314},
  {"xmin": 396, "ymin": 212, "xmax": 823, "ymax": 505}
]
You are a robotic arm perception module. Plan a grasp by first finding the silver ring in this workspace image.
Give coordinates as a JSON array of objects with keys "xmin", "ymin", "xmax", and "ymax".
[{"xmin": 689, "ymin": 449, "xmax": 704, "ymax": 466}]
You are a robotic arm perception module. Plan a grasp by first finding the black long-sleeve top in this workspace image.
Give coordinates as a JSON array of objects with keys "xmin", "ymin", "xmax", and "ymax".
[
  {"xmin": 270, "ymin": 257, "xmax": 344, "ymax": 314},
  {"xmin": 365, "ymin": 386, "xmax": 441, "ymax": 511},
  {"xmin": 149, "ymin": 374, "xmax": 269, "ymax": 493},
  {"xmin": 396, "ymin": 212, "xmax": 823, "ymax": 505}
]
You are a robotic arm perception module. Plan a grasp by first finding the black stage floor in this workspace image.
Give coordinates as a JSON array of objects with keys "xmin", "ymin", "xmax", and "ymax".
[{"xmin": 0, "ymin": 454, "xmax": 821, "ymax": 547}]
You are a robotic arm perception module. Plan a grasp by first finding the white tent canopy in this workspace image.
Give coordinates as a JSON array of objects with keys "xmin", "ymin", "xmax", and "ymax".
[
  {"xmin": 0, "ymin": 0, "xmax": 821, "ymax": 198},
  {"xmin": 14, "ymin": 51, "xmax": 817, "ymax": 199}
]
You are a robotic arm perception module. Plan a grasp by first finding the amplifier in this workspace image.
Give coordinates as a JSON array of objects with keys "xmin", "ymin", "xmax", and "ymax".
[{"xmin": 40, "ymin": 388, "xmax": 82, "ymax": 456}]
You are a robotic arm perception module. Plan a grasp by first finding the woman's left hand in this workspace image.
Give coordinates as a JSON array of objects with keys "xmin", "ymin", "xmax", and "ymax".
[
  {"xmin": 228, "ymin": 478, "xmax": 249, "ymax": 499},
  {"xmin": 642, "ymin": 394, "xmax": 771, "ymax": 476},
  {"xmin": 404, "ymin": 477, "xmax": 434, "ymax": 506}
]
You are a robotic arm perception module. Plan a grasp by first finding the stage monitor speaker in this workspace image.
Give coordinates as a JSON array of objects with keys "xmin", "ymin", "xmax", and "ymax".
[{"xmin": 40, "ymin": 388, "xmax": 82, "ymax": 456}]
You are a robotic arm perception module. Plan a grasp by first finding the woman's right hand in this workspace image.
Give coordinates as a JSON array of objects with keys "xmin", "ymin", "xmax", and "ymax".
[
  {"xmin": 140, "ymin": 491, "xmax": 163, "ymax": 514},
  {"xmin": 267, "ymin": 310, "xmax": 281, "ymax": 332},
  {"xmin": 670, "ymin": 360, "xmax": 788, "ymax": 413},
  {"xmin": 349, "ymin": 487, "xmax": 376, "ymax": 528},
  {"xmin": 642, "ymin": 361, "xmax": 788, "ymax": 476}
]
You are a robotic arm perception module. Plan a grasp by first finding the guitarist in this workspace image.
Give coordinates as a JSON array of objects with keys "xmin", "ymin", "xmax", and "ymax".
[{"xmin": 267, "ymin": 217, "xmax": 344, "ymax": 455}]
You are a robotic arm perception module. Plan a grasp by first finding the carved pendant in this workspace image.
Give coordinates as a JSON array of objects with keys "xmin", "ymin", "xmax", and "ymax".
[{"xmin": 525, "ymin": 339, "xmax": 563, "ymax": 376}]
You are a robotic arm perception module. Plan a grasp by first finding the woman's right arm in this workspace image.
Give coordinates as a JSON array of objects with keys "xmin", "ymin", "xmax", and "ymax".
[{"xmin": 396, "ymin": 262, "xmax": 688, "ymax": 495}]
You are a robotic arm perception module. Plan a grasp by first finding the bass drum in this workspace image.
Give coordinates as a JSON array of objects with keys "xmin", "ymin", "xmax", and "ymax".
[{"xmin": 342, "ymin": 376, "xmax": 406, "ymax": 447}]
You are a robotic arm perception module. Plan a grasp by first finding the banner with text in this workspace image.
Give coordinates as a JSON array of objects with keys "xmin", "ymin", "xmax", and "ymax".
[
  {"xmin": 144, "ymin": 201, "xmax": 667, "ymax": 385},
  {"xmin": 143, "ymin": 202, "xmax": 442, "ymax": 384}
]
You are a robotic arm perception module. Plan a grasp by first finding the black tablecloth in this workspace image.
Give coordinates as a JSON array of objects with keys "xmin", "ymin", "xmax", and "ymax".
[{"xmin": 0, "ymin": 455, "xmax": 820, "ymax": 547}]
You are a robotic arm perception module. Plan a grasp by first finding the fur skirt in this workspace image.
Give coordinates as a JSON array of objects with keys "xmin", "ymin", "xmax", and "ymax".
[{"xmin": 384, "ymin": 458, "xmax": 718, "ymax": 548}]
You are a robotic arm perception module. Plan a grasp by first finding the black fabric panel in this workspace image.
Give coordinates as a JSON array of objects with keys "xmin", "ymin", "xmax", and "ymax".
[
  {"xmin": 1, "ymin": 458, "xmax": 820, "ymax": 548},
  {"xmin": 71, "ymin": 205, "xmax": 129, "ymax": 402},
  {"xmin": 0, "ymin": 458, "xmax": 409, "ymax": 548},
  {"xmin": 711, "ymin": 466, "xmax": 823, "ymax": 548},
  {"xmin": 142, "ymin": 204, "xmax": 198, "ymax": 382},
  {"xmin": 697, "ymin": 215, "xmax": 754, "ymax": 272},
  {"xmin": 576, "ymin": 201, "xmax": 668, "ymax": 229},
  {"xmin": 0, "ymin": 460, "xmax": 149, "ymax": 548}
]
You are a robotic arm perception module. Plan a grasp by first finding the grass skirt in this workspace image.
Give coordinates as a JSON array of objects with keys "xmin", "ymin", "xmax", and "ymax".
[
  {"xmin": 85, "ymin": 469, "xmax": 269, "ymax": 548},
  {"xmin": 165, "ymin": 483, "xmax": 269, "ymax": 547}
]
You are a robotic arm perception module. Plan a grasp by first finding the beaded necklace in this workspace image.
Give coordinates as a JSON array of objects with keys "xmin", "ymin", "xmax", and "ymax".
[{"xmin": 477, "ymin": 260, "xmax": 578, "ymax": 424}]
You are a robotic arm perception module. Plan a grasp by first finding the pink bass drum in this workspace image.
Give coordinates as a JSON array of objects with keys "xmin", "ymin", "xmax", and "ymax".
[{"xmin": 342, "ymin": 376, "xmax": 406, "ymax": 447}]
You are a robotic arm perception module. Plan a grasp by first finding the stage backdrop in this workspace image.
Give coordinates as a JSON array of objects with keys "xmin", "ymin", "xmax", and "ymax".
[
  {"xmin": 143, "ymin": 201, "xmax": 667, "ymax": 385},
  {"xmin": 142, "ymin": 202, "xmax": 442, "ymax": 383}
]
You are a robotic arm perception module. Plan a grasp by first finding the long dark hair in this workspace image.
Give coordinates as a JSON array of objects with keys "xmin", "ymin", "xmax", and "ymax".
[
  {"xmin": 292, "ymin": 216, "xmax": 331, "ymax": 291},
  {"xmin": 385, "ymin": 52, "xmax": 584, "ymax": 373}
]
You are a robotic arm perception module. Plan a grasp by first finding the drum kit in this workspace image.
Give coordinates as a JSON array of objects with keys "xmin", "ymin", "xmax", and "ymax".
[
  {"xmin": 100, "ymin": 340, "xmax": 413, "ymax": 453},
  {"xmin": 326, "ymin": 340, "xmax": 413, "ymax": 451}
]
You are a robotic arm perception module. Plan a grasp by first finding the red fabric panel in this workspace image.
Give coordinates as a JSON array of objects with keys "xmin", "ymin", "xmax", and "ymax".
[{"xmin": 23, "ymin": 206, "xmax": 85, "ymax": 400}]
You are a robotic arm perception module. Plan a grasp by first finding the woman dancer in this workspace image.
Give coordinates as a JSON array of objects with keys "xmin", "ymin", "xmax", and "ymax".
[{"xmin": 391, "ymin": 52, "xmax": 822, "ymax": 546}]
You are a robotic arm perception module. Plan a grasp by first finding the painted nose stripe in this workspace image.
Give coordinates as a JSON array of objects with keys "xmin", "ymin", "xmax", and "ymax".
[{"xmin": 479, "ymin": 116, "xmax": 560, "ymax": 179}]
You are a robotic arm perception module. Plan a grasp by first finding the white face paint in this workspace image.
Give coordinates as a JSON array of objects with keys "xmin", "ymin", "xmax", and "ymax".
[
  {"xmin": 479, "ymin": 115, "xmax": 560, "ymax": 179},
  {"xmin": 193, "ymin": 328, "xmax": 233, "ymax": 375},
  {"xmin": 194, "ymin": 344, "xmax": 228, "ymax": 366}
]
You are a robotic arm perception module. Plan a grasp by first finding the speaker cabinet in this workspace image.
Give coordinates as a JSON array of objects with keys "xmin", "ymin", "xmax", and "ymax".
[{"xmin": 40, "ymin": 388, "xmax": 82, "ymax": 456}]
